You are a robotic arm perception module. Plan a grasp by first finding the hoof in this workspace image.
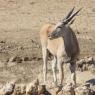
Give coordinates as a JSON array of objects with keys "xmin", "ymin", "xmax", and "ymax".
[
  {"xmin": 57, "ymin": 84, "xmax": 63, "ymax": 89},
  {"xmin": 56, "ymin": 84, "xmax": 63, "ymax": 95}
]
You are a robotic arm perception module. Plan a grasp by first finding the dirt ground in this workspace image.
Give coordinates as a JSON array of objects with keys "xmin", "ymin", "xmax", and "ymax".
[{"xmin": 0, "ymin": 0, "xmax": 95, "ymax": 93}]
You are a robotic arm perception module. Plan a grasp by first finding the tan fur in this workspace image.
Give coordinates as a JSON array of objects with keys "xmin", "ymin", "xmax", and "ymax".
[{"xmin": 40, "ymin": 23, "xmax": 64, "ymax": 56}]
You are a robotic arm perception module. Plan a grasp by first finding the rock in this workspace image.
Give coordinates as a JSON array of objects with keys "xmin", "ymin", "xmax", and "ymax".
[
  {"xmin": 0, "ymin": 40, "xmax": 6, "ymax": 43},
  {"xmin": 13, "ymin": 84, "xmax": 26, "ymax": 95},
  {"xmin": 17, "ymin": 46, "xmax": 24, "ymax": 50},
  {"xmin": 82, "ymin": 64, "xmax": 88, "ymax": 71},
  {"xmin": 26, "ymin": 79, "xmax": 39, "ymax": 95},
  {"xmin": 90, "ymin": 86, "xmax": 95, "ymax": 95},
  {"xmin": 76, "ymin": 59, "xmax": 85, "ymax": 71},
  {"xmin": 91, "ymin": 90, "xmax": 95, "ymax": 95},
  {"xmin": 76, "ymin": 57, "xmax": 95, "ymax": 72},
  {"xmin": 88, "ymin": 64, "xmax": 95, "ymax": 72},
  {"xmin": 6, "ymin": 45, "xmax": 11, "ymax": 48},
  {"xmin": 20, "ymin": 84, "xmax": 26, "ymax": 95},
  {"xmin": 23, "ymin": 57, "xmax": 30, "ymax": 61},
  {"xmin": 85, "ymin": 57, "xmax": 94, "ymax": 64},
  {"xmin": 26, "ymin": 79, "xmax": 51, "ymax": 95},
  {"xmin": 2, "ymin": 80, "xmax": 16, "ymax": 95},
  {"xmin": 13, "ymin": 85, "xmax": 21, "ymax": 95},
  {"xmin": 56, "ymin": 83, "xmax": 75, "ymax": 95},
  {"xmin": 75, "ymin": 83, "xmax": 92, "ymax": 95},
  {"xmin": 8, "ymin": 56, "xmax": 23, "ymax": 63},
  {"xmin": 30, "ymin": 1, "xmax": 36, "ymax": 5},
  {"xmin": 77, "ymin": 31, "xmax": 80, "ymax": 34},
  {"xmin": 63, "ymin": 83, "xmax": 75, "ymax": 95},
  {"xmin": 38, "ymin": 85, "xmax": 51, "ymax": 95}
]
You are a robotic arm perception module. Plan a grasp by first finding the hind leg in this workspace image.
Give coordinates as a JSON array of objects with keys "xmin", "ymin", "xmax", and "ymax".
[{"xmin": 69, "ymin": 61, "xmax": 76, "ymax": 86}]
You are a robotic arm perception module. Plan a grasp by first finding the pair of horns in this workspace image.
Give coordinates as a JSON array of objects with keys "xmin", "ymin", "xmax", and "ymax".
[{"xmin": 62, "ymin": 7, "xmax": 82, "ymax": 25}]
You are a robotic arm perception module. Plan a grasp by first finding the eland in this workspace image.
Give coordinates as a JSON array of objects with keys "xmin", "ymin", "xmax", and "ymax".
[{"xmin": 40, "ymin": 7, "xmax": 81, "ymax": 87}]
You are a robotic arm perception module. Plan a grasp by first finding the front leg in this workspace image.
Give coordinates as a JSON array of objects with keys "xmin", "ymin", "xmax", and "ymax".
[
  {"xmin": 42, "ymin": 47, "xmax": 48, "ymax": 83},
  {"xmin": 52, "ymin": 56, "xmax": 57, "ymax": 86},
  {"xmin": 57, "ymin": 57, "xmax": 64, "ymax": 86},
  {"xmin": 69, "ymin": 61, "xmax": 76, "ymax": 86}
]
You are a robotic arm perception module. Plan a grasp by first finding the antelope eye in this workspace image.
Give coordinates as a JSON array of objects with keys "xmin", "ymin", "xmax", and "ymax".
[
  {"xmin": 57, "ymin": 26, "xmax": 62, "ymax": 28},
  {"xmin": 58, "ymin": 27, "xmax": 61, "ymax": 28}
]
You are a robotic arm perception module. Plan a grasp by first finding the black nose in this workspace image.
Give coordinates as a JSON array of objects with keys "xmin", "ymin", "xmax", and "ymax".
[
  {"xmin": 48, "ymin": 33, "xmax": 51, "ymax": 37},
  {"xmin": 48, "ymin": 34, "xmax": 50, "ymax": 37},
  {"xmin": 48, "ymin": 33, "xmax": 52, "ymax": 39}
]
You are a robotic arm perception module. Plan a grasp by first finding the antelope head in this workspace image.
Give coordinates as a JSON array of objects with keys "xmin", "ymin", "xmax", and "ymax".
[{"xmin": 48, "ymin": 7, "xmax": 82, "ymax": 39}]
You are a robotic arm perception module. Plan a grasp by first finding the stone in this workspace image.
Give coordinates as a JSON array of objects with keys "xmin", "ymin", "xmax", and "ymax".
[{"xmin": 75, "ymin": 83, "xmax": 92, "ymax": 95}]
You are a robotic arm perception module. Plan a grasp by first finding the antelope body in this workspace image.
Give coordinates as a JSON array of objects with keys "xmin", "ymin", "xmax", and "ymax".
[{"xmin": 40, "ymin": 8, "xmax": 81, "ymax": 86}]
